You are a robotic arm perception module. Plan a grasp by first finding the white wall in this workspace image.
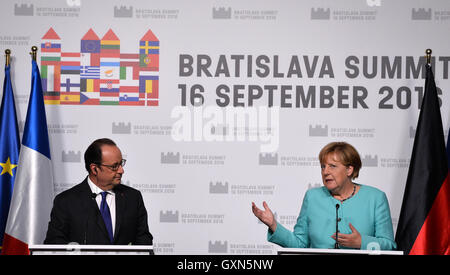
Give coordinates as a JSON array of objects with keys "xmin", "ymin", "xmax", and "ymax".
[{"xmin": 1, "ymin": 0, "xmax": 449, "ymax": 254}]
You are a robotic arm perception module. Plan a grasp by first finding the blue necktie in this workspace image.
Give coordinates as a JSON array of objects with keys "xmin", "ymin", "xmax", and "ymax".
[{"xmin": 100, "ymin": 192, "xmax": 114, "ymax": 243}]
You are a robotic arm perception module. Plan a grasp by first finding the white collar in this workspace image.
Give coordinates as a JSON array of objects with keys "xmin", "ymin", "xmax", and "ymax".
[{"xmin": 87, "ymin": 176, "xmax": 115, "ymax": 195}]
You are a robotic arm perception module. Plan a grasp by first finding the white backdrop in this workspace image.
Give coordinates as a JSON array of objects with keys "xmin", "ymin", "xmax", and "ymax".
[{"xmin": 1, "ymin": 0, "xmax": 449, "ymax": 254}]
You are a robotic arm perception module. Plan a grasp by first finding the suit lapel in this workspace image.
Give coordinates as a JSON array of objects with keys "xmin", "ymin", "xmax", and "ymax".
[
  {"xmin": 113, "ymin": 186, "xmax": 126, "ymax": 243},
  {"xmin": 96, "ymin": 211, "xmax": 110, "ymax": 243},
  {"xmin": 80, "ymin": 179, "xmax": 99, "ymax": 215},
  {"xmin": 80, "ymin": 179, "xmax": 112, "ymax": 243}
]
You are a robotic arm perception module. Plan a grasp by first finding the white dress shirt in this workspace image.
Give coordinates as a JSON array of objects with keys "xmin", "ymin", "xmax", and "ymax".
[{"xmin": 87, "ymin": 177, "xmax": 116, "ymax": 235}]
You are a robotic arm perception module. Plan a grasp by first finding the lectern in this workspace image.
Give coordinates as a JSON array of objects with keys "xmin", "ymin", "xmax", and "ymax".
[
  {"xmin": 29, "ymin": 244, "xmax": 154, "ymax": 255},
  {"xmin": 278, "ymin": 248, "xmax": 403, "ymax": 255}
]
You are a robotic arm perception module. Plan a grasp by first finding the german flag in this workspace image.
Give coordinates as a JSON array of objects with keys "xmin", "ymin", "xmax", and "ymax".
[{"xmin": 395, "ymin": 61, "xmax": 450, "ymax": 255}]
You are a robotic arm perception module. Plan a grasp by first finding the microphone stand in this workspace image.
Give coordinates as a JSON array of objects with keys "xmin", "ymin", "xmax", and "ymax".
[
  {"xmin": 84, "ymin": 193, "xmax": 98, "ymax": 244},
  {"xmin": 335, "ymin": 204, "xmax": 340, "ymax": 249}
]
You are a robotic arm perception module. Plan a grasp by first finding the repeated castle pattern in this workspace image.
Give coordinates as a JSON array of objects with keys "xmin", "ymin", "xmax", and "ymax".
[{"xmin": 40, "ymin": 27, "xmax": 159, "ymax": 106}]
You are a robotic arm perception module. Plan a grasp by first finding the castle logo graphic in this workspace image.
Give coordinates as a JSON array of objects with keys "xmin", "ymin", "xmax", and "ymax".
[{"xmin": 40, "ymin": 27, "xmax": 159, "ymax": 106}]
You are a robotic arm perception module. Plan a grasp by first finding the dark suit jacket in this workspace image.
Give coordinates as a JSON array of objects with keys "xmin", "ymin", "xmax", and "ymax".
[{"xmin": 44, "ymin": 178, "xmax": 153, "ymax": 245}]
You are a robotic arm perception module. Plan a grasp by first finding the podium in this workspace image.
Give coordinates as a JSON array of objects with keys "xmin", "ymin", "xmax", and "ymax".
[
  {"xmin": 278, "ymin": 248, "xmax": 403, "ymax": 255},
  {"xmin": 29, "ymin": 245, "xmax": 154, "ymax": 255}
]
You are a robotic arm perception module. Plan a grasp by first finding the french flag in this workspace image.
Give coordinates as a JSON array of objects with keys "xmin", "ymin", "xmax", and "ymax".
[{"xmin": 2, "ymin": 60, "xmax": 54, "ymax": 255}]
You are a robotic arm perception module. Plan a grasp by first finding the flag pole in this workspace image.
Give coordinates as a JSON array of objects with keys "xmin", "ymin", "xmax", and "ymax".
[
  {"xmin": 5, "ymin": 49, "xmax": 11, "ymax": 66},
  {"xmin": 426, "ymin": 48, "xmax": 432, "ymax": 66},
  {"xmin": 30, "ymin": 46, "xmax": 37, "ymax": 61}
]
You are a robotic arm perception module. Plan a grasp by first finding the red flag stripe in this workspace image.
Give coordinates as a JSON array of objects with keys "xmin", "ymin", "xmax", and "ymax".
[
  {"xmin": 1, "ymin": 233, "xmax": 29, "ymax": 255},
  {"xmin": 410, "ymin": 174, "xmax": 450, "ymax": 255}
]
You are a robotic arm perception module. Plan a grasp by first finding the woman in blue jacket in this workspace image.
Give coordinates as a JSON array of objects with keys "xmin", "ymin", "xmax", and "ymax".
[{"xmin": 252, "ymin": 142, "xmax": 397, "ymax": 250}]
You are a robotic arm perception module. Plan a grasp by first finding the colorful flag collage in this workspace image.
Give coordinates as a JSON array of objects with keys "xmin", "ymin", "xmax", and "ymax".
[{"xmin": 41, "ymin": 28, "xmax": 159, "ymax": 106}]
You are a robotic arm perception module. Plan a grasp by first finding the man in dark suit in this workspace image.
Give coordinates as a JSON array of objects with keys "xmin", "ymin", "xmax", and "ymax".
[{"xmin": 44, "ymin": 138, "xmax": 153, "ymax": 245}]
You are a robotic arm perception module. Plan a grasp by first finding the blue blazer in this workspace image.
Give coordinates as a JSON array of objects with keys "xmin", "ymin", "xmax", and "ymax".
[{"xmin": 268, "ymin": 185, "xmax": 397, "ymax": 250}]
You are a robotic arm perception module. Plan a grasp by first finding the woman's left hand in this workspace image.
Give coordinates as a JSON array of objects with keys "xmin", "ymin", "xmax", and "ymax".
[{"xmin": 331, "ymin": 223, "xmax": 362, "ymax": 249}]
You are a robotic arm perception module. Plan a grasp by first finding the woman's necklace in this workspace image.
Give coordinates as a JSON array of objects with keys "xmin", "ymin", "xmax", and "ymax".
[{"xmin": 338, "ymin": 184, "xmax": 356, "ymax": 202}]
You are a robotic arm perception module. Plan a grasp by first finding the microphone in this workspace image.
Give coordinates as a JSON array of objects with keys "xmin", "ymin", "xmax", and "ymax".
[
  {"xmin": 334, "ymin": 203, "xmax": 340, "ymax": 249},
  {"xmin": 84, "ymin": 193, "xmax": 98, "ymax": 244}
]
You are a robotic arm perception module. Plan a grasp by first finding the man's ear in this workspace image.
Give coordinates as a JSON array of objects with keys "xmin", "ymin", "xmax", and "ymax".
[{"xmin": 90, "ymin": 164, "xmax": 98, "ymax": 176}]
